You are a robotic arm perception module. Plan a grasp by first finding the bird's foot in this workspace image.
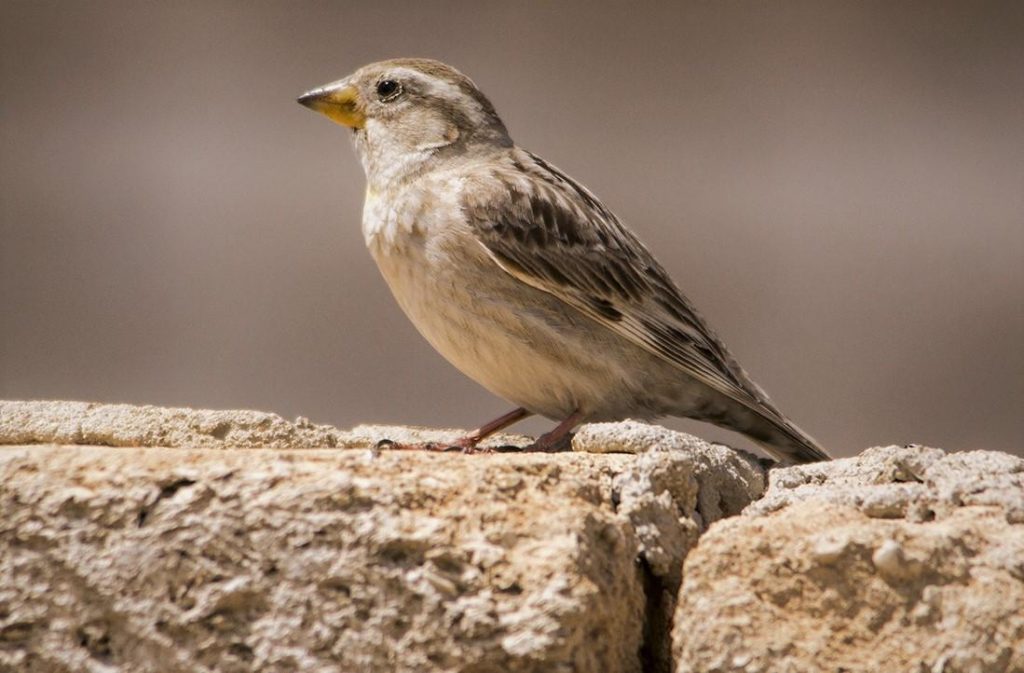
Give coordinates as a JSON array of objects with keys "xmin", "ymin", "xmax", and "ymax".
[
  {"xmin": 523, "ymin": 431, "xmax": 575, "ymax": 453},
  {"xmin": 519, "ymin": 410, "xmax": 583, "ymax": 453}
]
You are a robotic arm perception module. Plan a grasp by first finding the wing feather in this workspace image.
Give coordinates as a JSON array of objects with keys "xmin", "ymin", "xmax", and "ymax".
[{"xmin": 461, "ymin": 150, "xmax": 785, "ymax": 422}]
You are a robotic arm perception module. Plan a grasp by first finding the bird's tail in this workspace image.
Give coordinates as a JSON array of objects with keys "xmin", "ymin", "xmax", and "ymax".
[
  {"xmin": 706, "ymin": 395, "xmax": 831, "ymax": 464},
  {"xmin": 748, "ymin": 413, "xmax": 831, "ymax": 465}
]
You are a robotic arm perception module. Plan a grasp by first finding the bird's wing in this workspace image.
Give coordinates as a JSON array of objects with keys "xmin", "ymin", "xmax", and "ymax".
[{"xmin": 461, "ymin": 150, "xmax": 783, "ymax": 420}]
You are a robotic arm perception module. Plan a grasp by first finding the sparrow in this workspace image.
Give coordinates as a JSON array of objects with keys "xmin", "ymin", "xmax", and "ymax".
[{"xmin": 298, "ymin": 58, "xmax": 830, "ymax": 464}]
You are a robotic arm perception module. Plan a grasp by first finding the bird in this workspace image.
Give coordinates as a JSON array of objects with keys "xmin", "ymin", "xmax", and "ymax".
[{"xmin": 297, "ymin": 58, "xmax": 830, "ymax": 464}]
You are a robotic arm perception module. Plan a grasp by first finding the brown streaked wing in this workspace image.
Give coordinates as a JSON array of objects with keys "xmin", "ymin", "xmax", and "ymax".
[{"xmin": 461, "ymin": 149, "xmax": 785, "ymax": 420}]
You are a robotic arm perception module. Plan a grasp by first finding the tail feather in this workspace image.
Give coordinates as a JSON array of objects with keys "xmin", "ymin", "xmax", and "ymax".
[
  {"xmin": 748, "ymin": 415, "xmax": 831, "ymax": 465},
  {"xmin": 698, "ymin": 392, "xmax": 831, "ymax": 464}
]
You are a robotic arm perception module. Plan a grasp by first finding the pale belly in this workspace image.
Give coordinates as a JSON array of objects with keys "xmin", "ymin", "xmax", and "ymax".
[{"xmin": 367, "ymin": 234, "xmax": 651, "ymax": 421}]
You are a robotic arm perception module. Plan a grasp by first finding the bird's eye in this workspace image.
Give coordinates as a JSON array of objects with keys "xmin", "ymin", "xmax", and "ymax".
[{"xmin": 376, "ymin": 79, "xmax": 401, "ymax": 101}]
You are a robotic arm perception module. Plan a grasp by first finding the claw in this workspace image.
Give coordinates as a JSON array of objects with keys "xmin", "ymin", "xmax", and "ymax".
[{"xmin": 524, "ymin": 434, "xmax": 574, "ymax": 453}]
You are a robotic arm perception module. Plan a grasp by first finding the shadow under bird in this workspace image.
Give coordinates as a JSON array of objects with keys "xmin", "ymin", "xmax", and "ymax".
[{"xmin": 298, "ymin": 58, "xmax": 830, "ymax": 464}]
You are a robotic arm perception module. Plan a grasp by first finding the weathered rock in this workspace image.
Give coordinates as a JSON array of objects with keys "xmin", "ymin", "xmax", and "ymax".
[
  {"xmin": 672, "ymin": 445, "xmax": 1024, "ymax": 673},
  {"xmin": 0, "ymin": 401, "xmax": 765, "ymax": 673},
  {"xmin": 0, "ymin": 399, "xmax": 351, "ymax": 449},
  {"xmin": 574, "ymin": 422, "xmax": 765, "ymax": 672},
  {"xmin": 575, "ymin": 421, "xmax": 765, "ymax": 528},
  {"xmin": 747, "ymin": 444, "xmax": 1024, "ymax": 523},
  {"xmin": 0, "ymin": 400, "xmax": 532, "ymax": 450}
]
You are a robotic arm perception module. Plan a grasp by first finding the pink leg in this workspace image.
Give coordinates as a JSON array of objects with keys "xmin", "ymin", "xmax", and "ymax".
[
  {"xmin": 526, "ymin": 410, "xmax": 586, "ymax": 453},
  {"xmin": 463, "ymin": 407, "xmax": 533, "ymax": 447}
]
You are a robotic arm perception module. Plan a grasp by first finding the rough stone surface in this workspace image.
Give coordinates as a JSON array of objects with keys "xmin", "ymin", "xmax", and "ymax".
[
  {"xmin": 672, "ymin": 445, "xmax": 1024, "ymax": 673},
  {"xmin": 747, "ymin": 444, "xmax": 1024, "ymax": 524},
  {"xmin": 0, "ymin": 400, "xmax": 533, "ymax": 451},
  {"xmin": 8, "ymin": 402, "xmax": 1023, "ymax": 673},
  {"xmin": 0, "ymin": 401, "xmax": 765, "ymax": 673},
  {"xmin": 575, "ymin": 421, "xmax": 765, "ymax": 527},
  {"xmin": 0, "ymin": 400, "xmax": 351, "ymax": 449}
]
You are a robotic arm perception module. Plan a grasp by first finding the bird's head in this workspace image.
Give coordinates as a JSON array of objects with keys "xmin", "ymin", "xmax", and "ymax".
[{"xmin": 298, "ymin": 59, "xmax": 512, "ymax": 186}]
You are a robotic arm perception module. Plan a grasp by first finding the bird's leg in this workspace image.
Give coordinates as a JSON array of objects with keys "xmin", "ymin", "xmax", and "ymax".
[
  {"xmin": 526, "ymin": 410, "xmax": 585, "ymax": 453},
  {"xmin": 376, "ymin": 407, "xmax": 532, "ymax": 454},
  {"xmin": 461, "ymin": 407, "xmax": 533, "ymax": 451}
]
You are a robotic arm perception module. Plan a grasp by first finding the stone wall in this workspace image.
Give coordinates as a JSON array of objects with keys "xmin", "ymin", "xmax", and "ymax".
[{"xmin": 1, "ymin": 401, "xmax": 1021, "ymax": 672}]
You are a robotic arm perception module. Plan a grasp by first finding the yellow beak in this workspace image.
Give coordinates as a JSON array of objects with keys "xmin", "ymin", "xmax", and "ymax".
[{"xmin": 297, "ymin": 81, "xmax": 366, "ymax": 129}]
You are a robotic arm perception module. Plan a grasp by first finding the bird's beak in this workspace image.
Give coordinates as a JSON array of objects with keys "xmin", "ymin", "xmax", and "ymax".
[{"xmin": 297, "ymin": 80, "xmax": 365, "ymax": 129}]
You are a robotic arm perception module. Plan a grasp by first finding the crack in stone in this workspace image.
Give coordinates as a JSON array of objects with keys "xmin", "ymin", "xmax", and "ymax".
[
  {"xmin": 136, "ymin": 477, "xmax": 196, "ymax": 527},
  {"xmin": 638, "ymin": 557, "xmax": 675, "ymax": 673}
]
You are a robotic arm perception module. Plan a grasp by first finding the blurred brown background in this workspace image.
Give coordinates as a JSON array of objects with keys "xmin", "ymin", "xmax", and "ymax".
[{"xmin": 2, "ymin": 1, "xmax": 1022, "ymax": 458}]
